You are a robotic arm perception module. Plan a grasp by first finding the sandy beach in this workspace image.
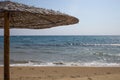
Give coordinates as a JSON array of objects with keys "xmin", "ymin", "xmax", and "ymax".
[{"xmin": 0, "ymin": 66, "xmax": 120, "ymax": 80}]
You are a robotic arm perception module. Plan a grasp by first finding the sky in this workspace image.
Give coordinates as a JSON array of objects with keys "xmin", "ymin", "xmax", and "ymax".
[{"xmin": 0, "ymin": 0, "xmax": 120, "ymax": 35}]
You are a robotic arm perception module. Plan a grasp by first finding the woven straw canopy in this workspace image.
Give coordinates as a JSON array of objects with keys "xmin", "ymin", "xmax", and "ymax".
[
  {"xmin": 1, "ymin": 1, "xmax": 79, "ymax": 80},
  {"xmin": 0, "ymin": 1, "xmax": 79, "ymax": 29}
]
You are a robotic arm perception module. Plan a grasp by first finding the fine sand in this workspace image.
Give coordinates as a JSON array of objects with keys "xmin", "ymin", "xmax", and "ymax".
[{"xmin": 0, "ymin": 66, "xmax": 120, "ymax": 80}]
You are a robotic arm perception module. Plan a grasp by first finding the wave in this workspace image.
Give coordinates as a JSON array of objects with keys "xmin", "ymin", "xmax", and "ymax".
[
  {"xmin": 9, "ymin": 62, "xmax": 120, "ymax": 67},
  {"xmin": 93, "ymin": 52, "xmax": 120, "ymax": 57},
  {"xmin": 0, "ymin": 60, "xmax": 120, "ymax": 67},
  {"xmin": 11, "ymin": 43, "xmax": 120, "ymax": 48},
  {"xmin": 74, "ymin": 43, "xmax": 120, "ymax": 47},
  {"xmin": 10, "ymin": 59, "xmax": 28, "ymax": 64}
]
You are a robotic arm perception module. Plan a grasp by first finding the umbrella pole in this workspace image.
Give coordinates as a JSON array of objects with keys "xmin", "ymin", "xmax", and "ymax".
[{"xmin": 4, "ymin": 12, "xmax": 10, "ymax": 80}]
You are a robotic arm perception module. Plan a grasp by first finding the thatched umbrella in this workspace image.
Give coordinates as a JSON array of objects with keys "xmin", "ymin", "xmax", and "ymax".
[{"xmin": 0, "ymin": 1, "xmax": 79, "ymax": 80}]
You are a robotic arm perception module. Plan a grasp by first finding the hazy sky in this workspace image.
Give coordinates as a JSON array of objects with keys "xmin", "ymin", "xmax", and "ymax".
[{"xmin": 0, "ymin": 0, "xmax": 120, "ymax": 35}]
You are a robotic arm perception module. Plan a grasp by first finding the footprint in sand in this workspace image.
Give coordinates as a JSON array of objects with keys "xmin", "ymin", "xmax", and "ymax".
[{"xmin": 88, "ymin": 77, "xmax": 92, "ymax": 80}]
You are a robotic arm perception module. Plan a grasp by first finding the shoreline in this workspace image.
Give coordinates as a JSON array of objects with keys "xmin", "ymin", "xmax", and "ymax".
[
  {"xmin": 0, "ymin": 61, "xmax": 120, "ymax": 67},
  {"xmin": 0, "ymin": 66, "xmax": 120, "ymax": 80}
]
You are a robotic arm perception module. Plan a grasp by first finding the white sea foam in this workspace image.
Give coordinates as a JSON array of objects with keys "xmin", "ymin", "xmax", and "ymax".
[
  {"xmin": 84, "ymin": 44, "xmax": 120, "ymax": 47},
  {"xmin": 1, "ymin": 61, "xmax": 120, "ymax": 67}
]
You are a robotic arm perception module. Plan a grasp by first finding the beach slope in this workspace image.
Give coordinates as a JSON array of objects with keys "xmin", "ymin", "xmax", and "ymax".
[{"xmin": 0, "ymin": 67, "xmax": 120, "ymax": 80}]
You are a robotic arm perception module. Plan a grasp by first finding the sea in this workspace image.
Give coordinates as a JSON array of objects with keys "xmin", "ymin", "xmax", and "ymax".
[{"xmin": 0, "ymin": 36, "xmax": 120, "ymax": 67}]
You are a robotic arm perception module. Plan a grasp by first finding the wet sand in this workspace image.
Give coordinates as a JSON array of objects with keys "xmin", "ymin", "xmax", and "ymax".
[{"xmin": 0, "ymin": 66, "xmax": 120, "ymax": 80}]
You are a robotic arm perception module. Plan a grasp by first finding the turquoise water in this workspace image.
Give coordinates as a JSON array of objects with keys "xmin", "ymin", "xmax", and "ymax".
[{"xmin": 0, "ymin": 36, "xmax": 120, "ymax": 66}]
